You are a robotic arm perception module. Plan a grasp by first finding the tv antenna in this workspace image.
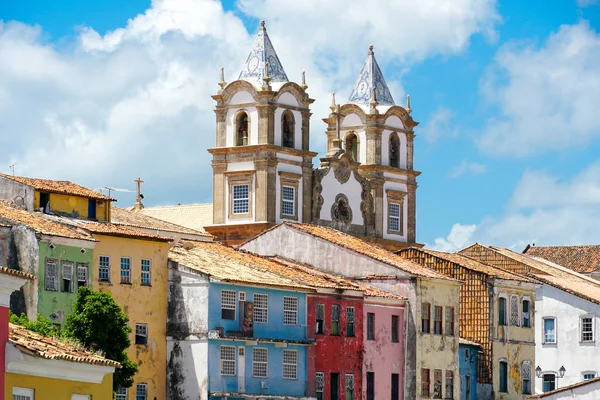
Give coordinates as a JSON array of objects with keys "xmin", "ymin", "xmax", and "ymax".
[{"xmin": 9, "ymin": 163, "xmax": 17, "ymax": 176}]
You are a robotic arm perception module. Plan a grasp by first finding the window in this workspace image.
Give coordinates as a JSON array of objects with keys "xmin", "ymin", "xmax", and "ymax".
[
  {"xmin": 422, "ymin": 303, "xmax": 431, "ymax": 333},
  {"xmin": 72, "ymin": 395, "xmax": 91, "ymax": 400},
  {"xmin": 252, "ymin": 347, "xmax": 268, "ymax": 378},
  {"xmin": 316, "ymin": 372, "xmax": 324, "ymax": 400},
  {"xmin": 115, "ymin": 388, "xmax": 128, "ymax": 400},
  {"xmin": 331, "ymin": 373, "xmax": 340, "ymax": 400},
  {"xmin": 392, "ymin": 315, "xmax": 399, "ymax": 343},
  {"xmin": 12, "ymin": 387, "xmax": 34, "ymax": 400},
  {"xmin": 421, "ymin": 368, "xmax": 430, "ymax": 397},
  {"xmin": 510, "ymin": 295, "xmax": 520, "ymax": 326},
  {"xmin": 433, "ymin": 369, "xmax": 442, "ymax": 398},
  {"xmin": 331, "ymin": 305, "xmax": 340, "ymax": 335},
  {"xmin": 120, "ymin": 257, "xmax": 131, "ymax": 284},
  {"xmin": 232, "ymin": 184, "xmax": 250, "ymax": 214},
  {"xmin": 316, "ymin": 304, "xmax": 324, "ymax": 334},
  {"xmin": 99, "ymin": 255, "xmax": 110, "ymax": 282},
  {"xmin": 499, "ymin": 360, "xmax": 508, "ymax": 393},
  {"xmin": 61, "ymin": 261, "xmax": 74, "ymax": 292},
  {"xmin": 282, "ymin": 110, "xmax": 295, "ymax": 148},
  {"xmin": 345, "ymin": 374, "xmax": 355, "ymax": 400},
  {"xmin": 389, "ymin": 132, "xmax": 400, "ymax": 168},
  {"xmin": 387, "ymin": 190, "xmax": 406, "ymax": 235},
  {"xmin": 391, "ymin": 373, "xmax": 400, "ymax": 400},
  {"xmin": 445, "ymin": 370, "xmax": 454, "ymax": 399},
  {"xmin": 584, "ymin": 373, "xmax": 596, "ymax": 380},
  {"xmin": 366, "ymin": 372, "xmax": 374, "ymax": 400},
  {"xmin": 543, "ymin": 318, "xmax": 556, "ymax": 343},
  {"xmin": 543, "ymin": 374, "xmax": 556, "ymax": 392},
  {"xmin": 388, "ymin": 203, "xmax": 401, "ymax": 232},
  {"xmin": 141, "ymin": 259, "xmax": 151, "ymax": 286},
  {"xmin": 76, "ymin": 263, "xmax": 88, "ymax": 288},
  {"xmin": 522, "ymin": 361, "xmax": 532, "ymax": 395},
  {"xmin": 220, "ymin": 345, "xmax": 236, "ymax": 375},
  {"xmin": 236, "ymin": 112, "xmax": 249, "ymax": 146},
  {"xmin": 221, "ymin": 290, "xmax": 236, "ymax": 320},
  {"xmin": 254, "ymin": 294, "xmax": 268, "ymax": 323},
  {"xmin": 45, "ymin": 258, "xmax": 58, "ymax": 291},
  {"xmin": 434, "ymin": 306, "xmax": 443, "ymax": 335},
  {"xmin": 522, "ymin": 299, "xmax": 531, "ymax": 327},
  {"xmin": 283, "ymin": 350, "xmax": 297, "ymax": 379},
  {"xmin": 284, "ymin": 296, "xmax": 298, "ymax": 325},
  {"xmin": 498, "ymin": 297, "xmax": 507, "ymax": 326},
  {"xmin": 345, "ymin": 132, "xmax": 358, "ymax": 162},
  {"xmin": 581, "ymin": 316, "xmax": 594, "ymax": 342},
  {"xmin": 367, "ymin": 312, "xmax": 375, "ymax": 340},
  {"xmin": 445, "ymin": 307, "xmax": 455, "ymax": 336},
  {"xmin": 135, "ymin": 324, "xmax": 148, "ymax": 345},
  {"xmin": 136, "ymin": 383, "xmax": 147, "ymax": 400},
  {"xmin": 282, "ymin": 186, "xmax": 295, "ymax": 216},
  {"xmin": 346, "ymin": 307, "xmax": 355, "ymax": 337}
]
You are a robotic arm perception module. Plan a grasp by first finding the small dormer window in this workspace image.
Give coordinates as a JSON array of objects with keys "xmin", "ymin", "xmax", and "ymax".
[
  {"xmin": 282, "ymin": 111, "xmax": 295, "ymax": 148},
  {"xmin": 236, "ymin": 112, "xmax": 249, "ymax": 146}
]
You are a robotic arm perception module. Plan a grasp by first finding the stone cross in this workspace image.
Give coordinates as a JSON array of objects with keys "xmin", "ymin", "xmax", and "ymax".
[{"xmin": 134, "ymin": 177, "xmax": 144, "ymax": 204}]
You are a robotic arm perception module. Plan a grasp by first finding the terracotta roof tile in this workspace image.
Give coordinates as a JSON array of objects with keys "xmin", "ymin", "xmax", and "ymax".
[
  {"xmin": 169, "ymin": 243, "xmax": 314, "ymax": 291},
  {"xmin": 139, "ymin": 203, "xmax": 213, "ymax": 235},
  {"xmin": 524, "ymin": 245, "xmax": 600, "ymax": 274},
  {"xmin": 0, "ymin": 201, "xmax": 95, "ymax": 241},
  {"xmin": 111, "ymin": 207, "xmax": 211, "ymax": 238},
  {"xmin": 459, "ymin": 337, "xmax": 482, "ymax": 347},
  {"xmin": 9, "ymin": 323, "xmax": 120, "ymax": 368},
  {"xmin": 259, "ymin": 223, "xmax": 457, "ymax": 281},
  {"xmin": 0, "ymin": 173, "xmax": 114, "ymax": 201},
  {"xmin": 0, "ymin": 266, "xmax": 35, "ymax": 280}
]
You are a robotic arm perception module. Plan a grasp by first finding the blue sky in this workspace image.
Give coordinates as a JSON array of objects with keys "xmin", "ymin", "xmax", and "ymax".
[{"xmin": 1, "ymin": 0, "xmax": 599, "ymax": 250}]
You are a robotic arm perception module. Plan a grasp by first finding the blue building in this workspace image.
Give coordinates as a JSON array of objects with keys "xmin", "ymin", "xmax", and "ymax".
[
  {"xmin": 166, "ymin": 242, "xmax": 316, "ymax": 400},
  {"xmin": 459, "ymin": 339, "xmax": 479, "ymax": 400}
]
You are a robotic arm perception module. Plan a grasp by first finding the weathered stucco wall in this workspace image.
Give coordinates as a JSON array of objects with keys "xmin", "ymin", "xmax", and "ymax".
[
  {"xmin": 0, "ymin": 177, "xmax": 34, "ymax": 210},
  {"xmin": 11, "ymin": 225, "xmax": 39, "ymax": 320},
  {"xmin": 5, "ymin": 371, "xmax": 114, "ymax": 400}
]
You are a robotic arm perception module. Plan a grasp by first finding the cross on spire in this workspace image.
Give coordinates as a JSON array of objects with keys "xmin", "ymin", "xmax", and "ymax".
[{"xmin": 133, "ymin": 177, "xmax": 145, "ymax": 210}]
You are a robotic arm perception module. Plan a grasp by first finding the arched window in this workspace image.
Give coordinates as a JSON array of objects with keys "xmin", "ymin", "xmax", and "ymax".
[
  {"xmin": 345, "ymin": 133, "xmax": 358, "ymax": 162},
  {"xmin": 282, "ymin": 111, "xmax": 295, "ymax": 148},
  {"xmin": 236, "ymin": 112, "xmax": 249, "ymax": 146},
  {"xmin": 389, "ymin": 132, "xmax": 400, "ymax": 168}
]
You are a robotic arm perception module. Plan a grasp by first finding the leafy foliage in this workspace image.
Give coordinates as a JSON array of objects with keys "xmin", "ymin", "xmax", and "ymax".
[
  {"xmin": 64, "ymin": 287, "xmax": 138, "ymax": 390},
  {"xmin": 9, "ymin": 312, "xmax": 60, "ymax": 337}
]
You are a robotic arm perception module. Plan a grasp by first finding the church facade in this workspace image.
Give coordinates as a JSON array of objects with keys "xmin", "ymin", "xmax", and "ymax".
[{"xmin": 204, "ymin": 21, "xmax": 420, "ymax": 249}]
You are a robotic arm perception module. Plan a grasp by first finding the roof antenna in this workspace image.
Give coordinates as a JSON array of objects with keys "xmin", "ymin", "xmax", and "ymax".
[{"xmin": 9, "ymin": 163, "xmax": 17, "ymax": 176}]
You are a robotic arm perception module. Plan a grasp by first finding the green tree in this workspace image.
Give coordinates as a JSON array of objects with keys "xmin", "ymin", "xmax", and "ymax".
[
  {"xmin": 64, "ymin": 287, "xmax": 138, "ymax": 390},
  {"xmin": 9, "ymin": 312, "xmax": 60, "ymax": 337}
]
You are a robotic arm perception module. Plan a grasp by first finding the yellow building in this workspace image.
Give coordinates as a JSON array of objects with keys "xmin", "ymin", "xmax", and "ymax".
[{"xmin": 5, "ymin": 323, "xmax": 118, "ymax": 400}]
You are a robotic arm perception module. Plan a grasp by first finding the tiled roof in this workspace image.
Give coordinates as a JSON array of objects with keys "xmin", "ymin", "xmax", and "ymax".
[
  {"xmin": 528, "ymin": 375, "xmax": 600, "ymax": 398},
  {"xmin": 0, "ymin": 266, "xmax": 35, "ymax": 280},
  {"xmin": 0, "ymin": 201, "xmax": 95, "ymax": 241},
  {"xmin": 169, "ymin": 243, "xmax": 314, "ymax": 291},
  {"xmin": 261, "ymin": 223, "xmax": 456, "ymax": 281},
  {"xmin": 0, "ymin": 173, "xmax": 114, "ymax": 201},
  {"xmin": 9, "ymin": 323, "xmax": 120, "ymax": 368},
  {"xmin": 139, "ymin": 203, "xmax": 213, "ymax": 235},
  {"xmin": 111, "ymin": 207, "xmax": 211, "ymax": 238},
  {"xmin": 268, "ymin": 257, "xmax": 406, "ymax": 300},
  {"xmin": 459, "ymin": 338, "xmax": 482, "ymax": 347},
  {"xmin": 524, "ymin": 245, "xmax": 600, "ymax": 274}
]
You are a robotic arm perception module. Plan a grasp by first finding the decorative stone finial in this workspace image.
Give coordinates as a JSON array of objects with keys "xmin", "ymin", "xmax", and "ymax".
[
  {"xmin": 218, "ymin": 67, "xmax": 227, "ymax": 92},
  {"xmin": 368, "ymin": 44, "xmax": 374, "ymax": 55},
  {"xmin": 260, "ymin": 20, "xmax": 266, "ymax": 30},
  {"xmin": 300, "ymin": 71, "xmax": 308, "ymax": 90},
  {"xmin": 406, "ymin": 94, "xmax": 412, "ymax": 114},
  {"xmin": 262, "ymin": 61, "xmax": 271, "ymax": 90},
  {"xmin": 330, "ymin": 92, "xmax": 337, "ymax": 112},
  {"xmin": 370, "ymin": 87, "xmax": 379, "ymax": 114}
]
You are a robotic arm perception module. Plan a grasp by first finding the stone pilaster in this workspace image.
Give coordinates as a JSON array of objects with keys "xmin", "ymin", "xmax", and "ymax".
[
  {"xmin": 257, "ymin": 105, "xmax": 276, "ymax": 144},
  {"xmin": 365, "ymin": 127, "xmax": 382, "ymax": 165},
  {"xmin": 302, "ymin": 159, "xmax": 313, "ymax": 223},
  {"xmin": 407, "ymin": 178, "xmax": 417, "ymax": 243},
  {"xmin": 212, "ymin": 161, "xmax": 227, "ymax": 224},
  {"xmin": 406, "ymin": 132, "xmax": 415, "ymax": 170},
  {"xmin": 301, "ymin": 111, "xmax": 312, "ymax": 151},
  {"xmin": 215, "ymin": 107, "xmax": 228, "ymax": 148},
  {"xmin": 254, "ymin": 158, "xmax": 278, "ymax": 223},
  {"xmin": 368, "ymin": 176, "xmax": 385, "ymax": 237}
]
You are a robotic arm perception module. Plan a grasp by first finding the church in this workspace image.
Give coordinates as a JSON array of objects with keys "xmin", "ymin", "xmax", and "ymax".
[{"xmin": 146, "ymin": 21, "xmax": 420, "ymax": 250}]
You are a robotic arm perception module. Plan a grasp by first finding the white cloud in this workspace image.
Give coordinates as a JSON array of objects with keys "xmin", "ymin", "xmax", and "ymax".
[
  {"xmin": 0, "ymin": 0, "xmax": 499, "ymax": 206},
  {"xmin": 431, "ymin": 223, "xmax": 477, "ymax": 252},
  {"xmin": 478, "ymin": 21, "xmax": 600, "ymax": 157},
  {"xmin": 419, "ymin": 107, "xmax": 458, "ymax": 143},
  {"xmin": 448, "ymin": 160, "xmax": 486, "ymax": 178},
  {"xmin": 577, "ymin": 0, "xmax": 599, "ymax": 7}
]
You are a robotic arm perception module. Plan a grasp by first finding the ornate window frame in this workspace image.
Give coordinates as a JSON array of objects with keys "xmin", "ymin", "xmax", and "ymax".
[
  {"xmin": 281, "ymin": 110, "xmax": 295, "ymax": 149},
  {"xmin": 386, "ymin": 190, "xmax": 406, "ymax": 235},
  {"xmin": 278, "ymin": 171, "xmax": 301, "ymax": 221},
  {"xmin": 226, "ymin": 170, "xmax": 255, "ymax": 219}
]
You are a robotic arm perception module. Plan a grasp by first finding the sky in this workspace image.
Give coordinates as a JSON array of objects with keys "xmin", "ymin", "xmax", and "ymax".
[{"xmin": 1, "ymin": 0, "xmax": 599, "ymax": 251}]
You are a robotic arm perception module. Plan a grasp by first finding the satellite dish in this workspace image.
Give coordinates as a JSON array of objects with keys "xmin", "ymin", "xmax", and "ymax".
[{"xmin": 13, "ymin": 196, "xmax": 25, "ymax": 207}]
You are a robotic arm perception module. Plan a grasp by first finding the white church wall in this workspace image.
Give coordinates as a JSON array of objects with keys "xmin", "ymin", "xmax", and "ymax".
[
  {"xmin": 384, "ymin": 115, "xmax": 404, "ymax": 129},
  {"xmin": 230, "ymin": 90, "xmax": 255, "ymax": 105},
  {"xmin": 276, "ymin": 162, "xmax": 304, "ymax": 224},
  {"xmin": 534, "ymin": 284, "xmax": 600, "ymax": 392},
  {"xmin": 319, "ymin": 169, "xmax": 364, "ymax": 226},
  {"xmin": 342, "ymin": 113, "xmax": 362, "ymax": 127},
  {"xmin": 226, "ymin": 106, "xmax": 259, "ymax": 147},
  {"xmin": 382, "ymin": 179, "xmax": 408, "ymax": 241},
  {"xmin": 277, "ymin": 92, "xmax": 299, "ymax": 107}
]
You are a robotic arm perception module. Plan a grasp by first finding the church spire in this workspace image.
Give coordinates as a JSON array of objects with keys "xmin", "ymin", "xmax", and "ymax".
[
  {"xmin": 348, "ymin": 45, "xmax": 394, "ymax": 106},
  {"xmin": 238, "ymin": 21, "xmax": 288, "ymax": 87}
]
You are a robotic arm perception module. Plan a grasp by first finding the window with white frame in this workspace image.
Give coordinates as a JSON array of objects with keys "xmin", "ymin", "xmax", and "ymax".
[
  {"xmin": 522, "ymin": 361, "xmax": 532, "ymax": 395},
  {"xmin": 386, "ymin": 190, "xmax": 405, "ymax": 235},
  {"xmin": 120, "ymin": 257, "xmax": 131, "ymax": 284},
  {"xmin": 284, "ymin": 296, "xmax": 298, "ymax": 325},
  {"xmin": 253, "ymin": 347, "xmax": 268, "ymax": 378},
  {"xmin": 71, "ymin": 395, "xmax": 91, "ymax": 400},
  {"xmin": 115, "ymin": 388, "xmax": 128, "ymax": 400},
  {"xmin": 135, "ymin": 323, "xmax": 148, "ymax": 345},
  {"xmin": 581, "ymin": 316, "xmax": 594, "ymax": 342},
  {"xmin": 136, "ymin": 383, "xmax": 147, "ymax": 400},
  {"xmin": 388, "ymin": 203, "xmax": 401, "ymax": 232},
  {"xmin": 220, "ymin": 345, "xmax": 236, "ymax": 376},
  {"xmin": 99, "ymin": 255, "xmax": 110, "ymax": 281},
  {"xmin": 316, "ymin": 372, "xmax": 324, "ymax": 400},
  {"xmin": 232, "ymin": 184, "xmax": 250, "ymax": 214},
  {"xmin": 345, "ymin": 374, "xmax": 355, "ymax": 400},
  {"xmin": 45, "ymin": 258, "xmax": 58, "ymax": 291},
  {"xmin": 221, "ymin": 290, "xmax": 236, "ymax": 320},
  {"xmin": 12, "ymin": 387, "xmax": 34, "ymax": 400},
  {"xmin": 76, "ymin": 263, "xmax": 88, "ymax": 288},
  {"xmin": 510, "ymin": 295, "xmax": 520, "ymax": 326},
  {"xmin": 141, "ymin": 259, "xmax": 151, "ymax": 286},
  {"xmin": 254, "ymin": 293, "xmax": 268, "ymax": 323},
  {"xmin": 283, "ymin": 349, "xmax": 298, "ymax": 379},
  {"xmin": 282, "ymin": 186, "xmax": 295, "ymax": 216},
  {"xmin": 61, "ymin": 261, "xmax": 74, "ymax": 292},
  {"xmin": 543, "ymin": 317, "xmax": 556, "ymax": 343},
  {"xmin": 583, "ymin": 372, "xmax": 596, "ymax": 380}
]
